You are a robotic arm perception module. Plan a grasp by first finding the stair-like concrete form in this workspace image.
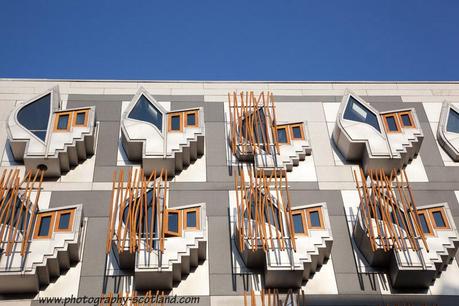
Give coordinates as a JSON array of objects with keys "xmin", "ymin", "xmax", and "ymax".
[
  {"xmin": 0, "ymin": 205, "xmax": 84, "ymax": 293},
  {"xmin": 437, "ymin": 102, "xmax": 459, "ymax": 161},
  {"xmin": 121, "ymin": 88, "xmax": 204, "ymax": 177},
  {"xmin": 333, "ymin": 91, "xmax": 423, "ymax": 175},
  {"xmin": 353, "ymin": 202, "xmax": 459, "ymax": 289},
  {"xmin": 7, "ymin": 86, "xmax": 96, "ymax": 177}
]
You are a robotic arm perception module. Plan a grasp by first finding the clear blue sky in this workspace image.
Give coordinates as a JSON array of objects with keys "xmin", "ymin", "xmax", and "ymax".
[{"xmin": 1, "ymin": 0, "xmax": 458, "ymax": 81}]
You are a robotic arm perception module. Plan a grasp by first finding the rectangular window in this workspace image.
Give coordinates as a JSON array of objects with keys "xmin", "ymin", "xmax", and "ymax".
[
  {"xmin": 183, "ymin": 207, "xmax": 200, "ymax": 230},
  {"xmin": 185, "ymin": 111, "xmax": 199, "ymax": 127},
  {"xmin": 429, "ymin": 208, "xmax": 449, "ymax": 229},
  {"xmin": 306, "ymin": 208, "xmax": 324, "ymax": 229},
  {"xmin": 276, "ymin": 127, "xmax": 289, "ymax": 144},
  {"xmin": 383, "ymin": 114, "xmax": 400, "ymax": 133},
  {"xmin": 55, "ymin": 112, "xmax": 72, "ymax": 131},
  {"xmin": 168, "ymin": 113, "xmax": 183, "ymax": 132},
  {"xmin": 417, "ymin": 210, "xmax": 433, "ymax": 235},
  {"xmin": 33, "ymin": 212, "xmax": 55, "ymax": 239},
  {"xmin": 292, "ymin": 211, "xmax": 306, "ymax": 235},
  {"xmin": 74, "ymin": 110, "xmax": 89, "ymax": 127},
  {"xmin": 165, "ymin": 210, "xmax": 182, "ymax": 237},
  {"xmin": 55, "ymin": 209, "xmax": 75, "ymax": 232},
  {"xmin": 398, "ymin": 111, "xmax": 415, "ymax": 128},
  {"xmin": 290, "ymin": 124, "xmax": 304, "ymax": 140}
]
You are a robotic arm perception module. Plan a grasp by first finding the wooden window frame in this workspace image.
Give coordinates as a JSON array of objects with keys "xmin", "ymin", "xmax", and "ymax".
[
  {"xmin": 54, "ymin": 209, "xmax": 75, "ymax": 232},
  {"xmin": 382, "ymin": 113, "xmax": 401, "ymax": 133},
  {"xmin": 289, "ymin": 124, "xmax": 305, "ymax": 140},
  {"xmin": 183, "ymin": 207, "xmax": 200, "ymax": 231},
  {"xmin": 397, "ymin": 111, "xmax": 416, "ymax": 128},
  {"xmin": 428, "ymin": 207, "xmax": 450, "ymax": 230},
  {"xmin": 417, "ymin": 209, "xmax": 434, "ymax": 236},
  {"xmin": 168, "ymin": 113, "xmax": 183, "ymax": 132},
  {"xmin": 73, "ymin": 109, "xmax": 90, "ymax": 127},
  {"xmin": 291, "ymin": 210, "xmax": 308, "ymax": 236},
  {"xmin": 306, "ymin": 207, "xmax": 325, "ymax": 229},
  {"xmin": 184, "ymin": 110, "xmax": 199, "ymax": 128},
  {"xmin": 164, "ymin": 210, "xmax": 182, "ymax": 237},
  {"xmin": 33, "ymin": 212, "xmax": 55, "ymax": 239},
  {"xmin": 275, "ymin": 126, "xmax": 290, "ymax": 144},
  {"xmin": 54, "ymin": 112, "xmax": 73, "ymax": 132}
]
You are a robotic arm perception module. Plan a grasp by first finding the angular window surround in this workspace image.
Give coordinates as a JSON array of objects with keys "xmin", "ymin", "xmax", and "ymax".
[
  {"xmin": 333, "ymin": 91, "xmax": 424, "ymax": 175},
  {"xmin": 120, "ymin": 87, "xmax": 205, "ymax": 177},
  {"xmin": 437, "ymin": 102, "xmax": 459, "ymax": 162},
  {"xmin": 7, "ymin": 86, "xmax": 96, "ymax": 177}
]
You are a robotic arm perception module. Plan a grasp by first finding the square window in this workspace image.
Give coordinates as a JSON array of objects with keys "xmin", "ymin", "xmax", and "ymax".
[
  {"xmin": 383, "ymin": 114, "xmax": 400, "ymax": 133},
  {"xmin": 59, "ymin": 213, "xmax": 71, "ymax": 229},
  {"xmin": 55, "ymin": 209, "xmax": 75, "ymax": 232},
  {"xmin": 169, "ymin": 114, "xmax": 182, "ymax": 132},
  {"xmin": 307, "ymin": 208, "xmax": 323, "ymax": 229},
  {"xmin": 165, "ymin": 210, "xmax": 182, "ymax": 237},
  {"xmin": 276, "ymin": 127, "xmax": 289, "ymax": 143},
  {"xmin": 291, "ymin": 125, "xmax": 303, "ymax": 139},
  {"xmin": 400, "ymin": 113, "xmax": 413, "ymax": 127},
  {"xmin": 34, "ymin": 213, "xmax": 55, "ymax": 239},
  {"xmin": 74, "ymin": 111, "xmax": 87, "ymax": 126},
  {"xmin": 56, "ymin": 113, "xmax": 70, "ymax": 131},
  {"xmin": 292, "ymin": 212, "xmax": 305, "ymax": 234},
  {"xmin": 430, "ymin": 208, "xmax": 449, "ymax": 229},
  {"xmin": 183, "ymin": 208, "xmax": 200, "ymax": 230},
  {"xmin": 185, "ymin": 111, "xmax": 198, "ymax": 127}
]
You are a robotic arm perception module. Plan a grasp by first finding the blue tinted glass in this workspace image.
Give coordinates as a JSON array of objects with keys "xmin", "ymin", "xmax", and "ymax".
[
  {"xmin": 401, "ymin": 114, "xmax": 412, "ymax": 127},
  {"xmin": 17, "ymin": 93, "xmax": 51, "ymax": 141},
  {"xmin": 418, "ymin": 214, "xmax": 430, "ymax": 234},
  {"xmin": 168, "ymin": 212, "xmax": 179, "ymax": 232},
  {"xmin": 38, "ymin": 216, "xmax": 51, "ymax": 236},
  {"xmin": 277, "ymin": 128, "xmax": 288, "ymax": 143},
  {"xmin": 76, "ymin": 112, "xmax": 86, "ymax": 125},
  {"xmin": 128, "ymin": 95, "xmax": 163, "ymax": 132},
  {"xmin": 171, "ymin": 115, "xmax": 181, "ymax": 130},
  {"xmin": 57, "ymin": 114, "xmax": 69, "ymax": 130},
  {"xmin": 446, "ymin": 108, "xmax": 459, "ymax": 133},
  {"xmin": 292, "ymin": 126, "xmax": 302, "ymax": 139},
  {"xmin": 343, "ymin": 97, "xmax": 380, "ymax": 133},
  {"xmin": 385, "ymin": 116, "xmax": 398, "ymax": 131},
  {"xmin": 186, "ymin": 211, "xmax": 197, "ymax": 228},
  {"xmin": 432, "ymin": 211, "xmax": 446, "ymax": 227},
  {"xmin": 309, "ymin": 211, "xmax": 321, "ymax": 227},
  {"xmin": 187, "ymin": 113, "xmax": 196, "ymax": 126},
  {"xmin": 58, "ymin": 213, "xmax": 71, "ymax": 229},
  {"xmin": 293, "ymin": 214, "xmax": 305, "ymax": 233}
]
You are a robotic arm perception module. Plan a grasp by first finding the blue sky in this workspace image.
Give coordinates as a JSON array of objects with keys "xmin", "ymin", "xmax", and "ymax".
[{"xmin": 1, "ymin": 0, "xmax": 458, "ymax": 81}]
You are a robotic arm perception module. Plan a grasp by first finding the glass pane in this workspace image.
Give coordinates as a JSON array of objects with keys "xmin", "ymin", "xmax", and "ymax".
[
  {"xmin": 17, "ymin": 93, "xmax": 51, "ymax": 141},
  {"xmin": 58, "ymin": 213, "xmax": 71, "ymax": 229},
  {"xmin": 76, "ymin": 112, "xmax": 86, "ymax": 125},
  {"xmin": 292, "ymin": 214, "xmax": 305, "ymax": 233},
  {"xmin": 343, "ymin": 97, "xmax": 380, "ymax": 132},
  {"xmin": 447, "ymin": 108, "xmax": 459, "ymax": 133},
  {"xmin": 309, "ymin": 211, "xmax": 321, "ymax": 227},
  {"xmin": 38, "ymin": 215, "xmax": 52, "ymax": 237},
  {"xmin": 168, "ymin": 212, "xmax": 179, "ymax": 233},
  {"xmin": 418, "ymin": 214, "xmax": 430, "ymax": 234},
  {"xmin": 128, "ymin": 95, "xmax": 163, "ymax": 132},
  {"xmin": 187, "ymin": 113, "xmax": 196, "ymax": 126},
  {"xmin": 292, "ymin": 126, "xmax": 302, "ymax": 139},
  {"xmin": 432, "ymin": 211, "xmax": 446, "ymax": 227},
  {"xmin": 400, "ymin": 114, "xmax": 412, "ymax": 127},
  {"xmin": 57, "ymin": 114, "xmax": 69, "ymax": 130},
  {"xmin": 186, "ymin": 211, "xmax": 197, "ymax": 228},
  {"xmin": 171, "ymin": 115, "xmax": 181, "ymax": 130},
  {"xmin": 277, "ymin": 128, "xmax": 288, "ymax": 143},
  {"xmin": 385, "ymin": 116, "xmax": 398, "ymax": 131}
]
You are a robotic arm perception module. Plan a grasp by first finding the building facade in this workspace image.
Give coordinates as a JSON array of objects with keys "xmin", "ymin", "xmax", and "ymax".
[{"xmin": 1, "ymin": 79, "xmax": 459, "ymax": 305}]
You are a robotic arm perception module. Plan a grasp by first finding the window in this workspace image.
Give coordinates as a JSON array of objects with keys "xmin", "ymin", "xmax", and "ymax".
[
  {"xmin": 292, "ymin": 212, "xmax": 306, "ymax": 234},
  {"xmin": 33, "ymin": 212, "xmax": 55, "ymax": 239},
  {"xmin": 306, "ymin": 208, "xmax": 324, "ymax": 229},
  {"xmin": 429, "ymin": 208, "xmax": 449, "ymax": 229},
  {"xmin": 128, "ymin": 94, "xmax": 163, "ymax": 132},
  {"xmin": 183, "ymin": 207, "xmax": 200, "ymax": 230},
  {"xmin": 185, "ymin": 111, "xmax": 199, "ymax": 127},
  {"xmin": 165, "ymin": 210, "xmax": 182, "ymax": 237},
  {"xmin": 343, "ymin": 96, "xmax": 381, "ymax": 132},
  {"xmin": 168, "ymin": 113, "xmax": 183, "ymax": 132},
  {"xmin": 276, "ymin": 127, "xmax": 289, "ymax": 143},
  {"xmin": 17, "ymin": 93, "xmax": 51, "ymax": 141},
  {"xmin": 417, "ymin": 210, "xmax": 433, "ymax": 235},
  {"xmin": 55, "ymin": 209, "xmax": 75, "ymax": 232},
  {"xmin": 398, "ymin": 111, "xmax": 415, "ymax": 128},
  {"xmin": 54, "ymin": 112, "xmax": 71, "ymax": 131},
  {"xmin": 383, "ymin": 114, "xmax": 401, "ymax": 133},
  {"xmin": 446, "ymin": 108, "xmax": 459, "ymax": 133},
  {"xmin": 74, "ymin": 110, "xmax": 89, "ymax": 127},
  {"xmin": 290, "ymin": 125, "xmax": 304, "ymax": 140}
]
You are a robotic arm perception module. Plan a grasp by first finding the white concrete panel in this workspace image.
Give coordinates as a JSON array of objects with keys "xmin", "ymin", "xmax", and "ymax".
[
  {"xmin": 430, "ymin": 259, "xmax": 459, "ymax": 295},
  {"xmin": 38, "ymin": 262, "xmax": 82, "ymax": 298},
  {"xmin": 173, "ymin": 148, "xmax": 206, "ymax": 182},
  {"xmin": 286, "ymin": 155, "xmax": 317, "ymax": 182},
  {"xmin": 322, "ymin": 103, "xmax": 340, "ymax": 123},
  {"xmin": 308, "ymin": 122, "xmax": 335, "ymax": 166},
  {"xmin": 423, "ymin": 103, "xmax": 443, "ymax": 123},
  {"xmin": 397, "ymin": 156, "xmax": 428, "ymax": 182},
  {"xmin": 276, "ymin": 102, "xmax": 325, "ymax": 123},
  {"xmin": 59, "ymin": 155, "xmax": 96, "ymax": 183},
  {"xmin": 172, "ymin": 253, "xmax": 209, "ymax": 295},
  {"xmin": 302, "ymin": 256, "xmax": 338, "ymax": 294}
]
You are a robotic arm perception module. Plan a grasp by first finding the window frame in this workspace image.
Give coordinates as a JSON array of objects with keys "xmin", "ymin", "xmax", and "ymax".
[
  {"xmin": 184, "ymin": 110, "xmax": 199, "ymax": 128},
  {"xmin": 164, "ymin": 209, "xmax": 182, "ymax": 237},
  {"xmin": 54, "ymin": 111, "xmax": 73, "ymax": 132},
  {"xmin": 183, "ymin": 207, "xmax": 200, "ymax": 231},
  {"xmin": 428, "ymin": 207, "xmax": 450, "ymax": 230},
  {"xmin": 417, "ymin": 209, "xmax": 434, "ymax": 236},
  {"xmin": 73, "ymin": 109, "xmax": 90, "ymax": 127},
  {"xmin": 306, "ymin": 207, "xmax": 325, "ymax": 229},
  {"xmin": 289, "ymin": 124, "xmax": 305, "ymax": 140},
  {"xmin": 275, "ymin": 126, "xmax": 290, "ymax": 144},
  {"xmin": 397, "ymin": 111, "xmax": 416, "ymax": 129},
  {"xmin": 33, "ymin": 212, "xmax": 55, "ymax": 239},
  {"xmin": 54, "ymin": 209, "xmax": 75, "ymax": 232},
  {"xmin": 382, "ymin": 113, "xmax": 401, "ymax": 133},
  {"xmin": 168, "ymin": 113, "xmax": 183, "ymax": 132},
  {"xmin": 291, "ymin": 210, "xmax": 308, "ymax": 236}
]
